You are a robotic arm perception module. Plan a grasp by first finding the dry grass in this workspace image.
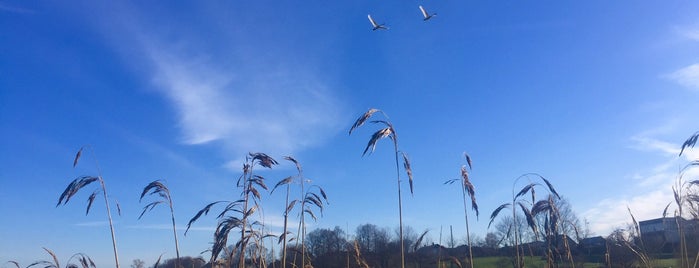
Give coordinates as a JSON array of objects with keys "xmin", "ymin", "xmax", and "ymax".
[
  {"xmin": 138, "ymin": 180, "xmax": 181, "ymax": 268},
  {"xmin": 444, "ymin": 152, "xmax": 479, "ymax": 268},
  {"xmin": 488, "ymin": 173, "xmax": 561, "ymax": 268},
  {"xmin": 271, "ymin": 156, "xmax": 328, "ymax": 268},
  {"xmin": 186, "ymin": 152, "xmax": 277, "ymax": 266},
  {"xmin": 57, "ymin": 146, "xmax": 120, "ymax": 268},
  {"xmin": 352, "ymin": 240, "xmax": 370, "ymax": 268},
  {"xmin": 20, "ymin": 248, "xmax": 96, "ymax": 268},
  {"xmin": 349, "ymin": 108, "xmax": 413, "ymax": 268}
]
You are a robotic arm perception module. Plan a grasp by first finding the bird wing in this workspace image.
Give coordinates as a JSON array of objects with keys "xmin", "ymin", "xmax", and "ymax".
[
  {"xmin": 368, "ymin": 14, "xmax": 379, "ymax": 27},
  {"xmin": 419, "ymin": 6, "xmax": 429, "ymax": 18}
]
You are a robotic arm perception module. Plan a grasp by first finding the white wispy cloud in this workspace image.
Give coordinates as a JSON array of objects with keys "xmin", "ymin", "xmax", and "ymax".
[
  {"xmin": 91, "ymin": 3, "xmax": 346, "ymax": 168},
  {"xmin": 583, "ymin": 133, "xmax": 693, "ymax": 235},
  {"xmin": 126, "ymin": 224, "xmax": 215, "ymax": 232},
  {"xmin": 630, "ymin": 136, "xmax": 679, "ymax": 156},
  {"xmin": 0, "ymin": 3, "xmax": 35, "ymax": 14},
  {"xmin": 675, "ymin": 24, "xmax": 699, "ymax": 41},
  {"xmin": 582, "ymin": 189, "xmax": 672, "ymax": 235},
  {"xmin": 143, "ymin": 41, "xmax": 344, "ymax": 167},
  {"xmin": 666, "ymin": 64, "xmax": 699, "ymax": 90},
  {"xmin": 683, "ymin": 30, "xmax": 699, "ymax": 41},
  {"xmin": 74, "ymin": 221, "xmax": 110, "ymax": 227}
]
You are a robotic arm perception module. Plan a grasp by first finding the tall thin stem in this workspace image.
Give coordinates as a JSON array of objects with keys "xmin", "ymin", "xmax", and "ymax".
[
  {"xmin": 510, "ymin": 175, "xmax": 529, "ymax": 268},
  {"xmin": 461, "ymin": 184, "xmax": 473, "ymax": 268},
  {"xmin": 301, "ymin": 175, "xmax": 306, "ymax": 267},
  {"xmin": 512, "ymin": 197, "xmax": 520, "ymax": 268},
  {"xmin": 99, "ymin": 178, "xmax": 120, "ymax": 268},
  {"xmin": 281, "ymin": 184, "xmax": 290, "ymax": 268},
  {"xmin": 349, "ymin": 109, "xmax": 410, "ymax": 268},
  {"xmin": 90, "ymin": 147, "xmax": 120, "ymax": 268},
  {"xmin": 438, "ymin": 226, "xmax": 443, "ymax": 268},
  {"xmin": 240, "ymin": 163, "xmax": 254, "ymax": 268},
  {"xmin": 168, "ymin": 198, "xmax": 181, "ymax": 268},
  {"xmin": 392, "ymin": 136, "xmax": 405, "ymax": 268}
]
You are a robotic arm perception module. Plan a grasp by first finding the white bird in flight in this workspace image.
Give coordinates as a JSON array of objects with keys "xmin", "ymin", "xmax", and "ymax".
[
  {"xmin": 368, "ymin": 14, "xmax": 388, "ymax": 30},
  {"xmin": 419, "ymin": 5, "xmax": 436, "ymax": 21}
]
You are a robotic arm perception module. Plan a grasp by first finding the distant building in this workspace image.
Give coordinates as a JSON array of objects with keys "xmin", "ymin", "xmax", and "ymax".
[
  {"xmin": 579, "ymin": 236, "xmax": 605, "ymax": 248},
  {"xmin": 638, "ymin": 216, "xmax": 697, "ymax": 243},
  {"xmin": 640, "ymin": 217, "xmax": 680, "ymax": 243}
]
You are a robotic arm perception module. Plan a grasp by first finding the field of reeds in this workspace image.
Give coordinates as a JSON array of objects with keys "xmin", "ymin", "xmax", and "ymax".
[{"xmin": 5, "ymin": 109, "xmax": 699, "ymax": 268}]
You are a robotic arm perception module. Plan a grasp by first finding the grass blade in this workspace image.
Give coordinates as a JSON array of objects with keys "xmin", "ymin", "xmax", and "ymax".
[
  {"xmin": 464, "ymin": 152, "xmax": 472, "ymax": 170},
  {"xmin": 402, "ymin": 152, "xmax": 414, "ymax": 195},
  {"xmin": 413, "ymin": 229, "xmax": 429, "ymax": 252},
  {"xmin": 57, "ymin": 176, "xmax": 99, "ymax": 207},
  {"xmin": 362, "ymin": 127, "xmax": 393, "ymax": 156},
  {"xmin": 349, "ymin": 108, "xmax": 380, "ymax": 135},
  {"xmin": 680, "ymin": 131, "xmax": 699, "ymax": 156},
  {"xmin": 271, "ymin": 176, "xmax": 293, "ymax": 194},
  {"xmin": 43, "ymin": 247, "xmax": 60, "ymax": 268},
  {"xmin": 86, "ymin": 190, "xmax": 98, "ymax": 215},
  {"xmin": 185, "ymin": 201, "xmax": 226, "ymax": 235},
  {"xmin": 489, "ymin": 203, "xmax": 510, "ymax": 228},
  {"xmin": 541, "ymin": 177, "xmax": 560, "ymax": 199},
  {"xmin": 515, "ymin": 183, "xmax": 534, "ymax": 199},
  {"xmin": 284, "ymin": 155, "xmax": 302, "ymax": 173},
  {"xmin": 447, "ymin": 256, "xmax": 463, "ymax": 268},
  {"xmin": 73, "ymin": 147, "xmax": 83, "ymax": 168},
  {"xmin": 250, "ymin": 152, "xmax": 278, "ymax": 168},
  {"xmin": 153, "ymin": 253, "xmax": 164, "ymax": 268},
  {"xmin": 518, "ymin": 202, "xmax": 538, "ymax": 238}
]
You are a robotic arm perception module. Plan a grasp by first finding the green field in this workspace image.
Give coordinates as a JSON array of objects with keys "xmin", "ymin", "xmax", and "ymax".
[{"xmin": 427, "ymin": 256, "xmax": 682, "ymax": 268}]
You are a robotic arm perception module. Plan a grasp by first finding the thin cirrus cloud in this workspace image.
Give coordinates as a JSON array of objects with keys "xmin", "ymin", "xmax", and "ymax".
[
  {"xmin": 140, "ymin": 34, "xmax": 345, "ymax": 167},
  {"xmin": 582, "ymin": 132, "xmax": 696, "ymax": 235},
  {"xmin": 89, "ymin": 1, "xmax": 346, "ymax": 167},
  {"xmin": 667, "ymin": 64, "xmax": 699, "ymax": 90},
  {"xmin": 0, "ymin": 2, "xmax": 35, "ymax": 14}
]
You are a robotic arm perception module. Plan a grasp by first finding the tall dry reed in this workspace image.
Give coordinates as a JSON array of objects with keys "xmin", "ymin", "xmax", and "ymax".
[
  {"xmin": 57, "ymin": 146, "xmax": 120, "ymax": 268},
  {"xmin": 444, "ymin": 152, "xmax": 478, "ymax": 268},
  {"xmin": 186, "ymin": 152, "xmax": 277, "ymax": 266},
  {"xmin": 138, "ymin": 180, "xmax": 181, "ymax": 268},
  {"xmin": 349, "ymin": 108, "xmax": 414, "ymax": 268},
  {"xmin": 488, "ymin": 173, "xmax": 560, "ymax": 268},
  {"xmin": 271, "ymin": 156, "xmax": 328, "ymax": 268}
]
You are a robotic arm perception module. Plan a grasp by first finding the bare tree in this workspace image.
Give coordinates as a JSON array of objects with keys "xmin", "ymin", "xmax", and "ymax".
[
  {"xmin": 306, "ymin": 227, "xmax": 348, "ymax": 257},
  {"xmin": 130, "ymin": 259, "xmax": 145, "ymax": 268}
]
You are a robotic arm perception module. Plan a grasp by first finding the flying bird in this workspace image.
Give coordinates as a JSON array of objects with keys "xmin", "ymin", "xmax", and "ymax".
[
  {"xmin": 419, "ymin": 5, "xmax": 436, "ymax": 21},
  {"xmin": 368, "ymin": 14, "xmax": 388, "ymax": 30}
]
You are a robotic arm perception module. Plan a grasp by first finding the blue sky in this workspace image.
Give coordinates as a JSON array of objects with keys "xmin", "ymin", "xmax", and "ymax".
[{"xmin": 2, "ymin": 0, "xmax": 699, "ymax": 266}]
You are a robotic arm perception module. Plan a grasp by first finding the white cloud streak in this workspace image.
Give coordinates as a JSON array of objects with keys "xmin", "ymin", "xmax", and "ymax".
[
  {"xmin": 126, "ymin": 224, "xmax": 215, "ymax": 232},
  {"xmin": 74, "ymin": 221, "xmax": 110, "ymax": 227},
  {"xmin": 630, "ymin": 135, "xmax": 679, "ymax": 156},
  {"xmin": 583, "ymin": 133, "xmax": 697, "ymax": 235},
  {"xmin": 139, "ymin": 32, "xmax": 344, "ymax": 167},
  {"xmin": 582, "ymin": 189, "xmax": 672, "ymax": 235},
  {"xmin": 0, "ymin": 3, "xmax": 35, "ymax": 14},
  {"xmin": 667, "ymin": 64, "xmax": 699, "ymax": 90},
  {"xmin": 675, "ymin": 24, "xmax": 699, "ymax": 41},
  {"xmin": 92, "ymin": 3, "xmax": 346, "ymax": 167}
]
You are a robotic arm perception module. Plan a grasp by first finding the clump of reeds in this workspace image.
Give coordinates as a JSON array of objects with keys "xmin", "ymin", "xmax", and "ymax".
[
  {"xmin": 56, "ymin": 146, "xmax": 121, "ymax": 268},
  {"xmin": 186, "ymin": 152, "xmax": 277, "ymax": 266},
  {"xmin": 488, "ymin": 173, "xmax": 561, "ymax": 268},
  {"xmin": 18, "ymin": 248, "xmax": 96, "ymax": 268},
  {"xmin": 624, "ymin": 208, "xmax": 652, "ymax": 267},
  {"xmin": 138, "ymin": 180, "xmax": 181, "ymax": 268},
  {"xmin": 444, "ymin": 152, "xmax": 478, "ymax": 268},
  {"xmin": 349, "ymin": 108, "xmax": 414, "ymax": 268},
  {"xmin": 271, "ymin": 156, "xmax": 328, "ymax": 268},
  {"xmin": 672, "ymin": 131, "xmax": 699, "ymax": 267}
]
